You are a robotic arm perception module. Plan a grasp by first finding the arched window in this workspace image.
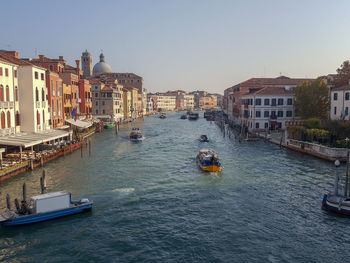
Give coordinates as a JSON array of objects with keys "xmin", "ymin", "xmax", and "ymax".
[
  {"xmin": 0, "ymin": 85, "xmax": 3, "ymax": 101},
  {"xmin": 15, "ymin": 86, "xmax": 18, "ymax": 101},
  {"xmin": 37, "ymin": 110, "xmax": 40, "ymax": 125},
  {"xmin": 42, "ymin": 88, "xmax": 45, "ymax": 101},
  {"xmin": 15, "ymin": 111, "xmax": 20, "ymax": 126},
  {"xmin": 7, "ymin": 111, "xmax": 10, "ymax": 128},
  {"xmin": 5, "ymin": 85, "xmax": 9, "ymax": 101},
  {"xmin": 1, "ymin": 112, "xmax": 5, "ymax": 129},
  {"xmin": 36, "ymin": 87, "xmax": 39, "ymax": 102},
  {"xmin": 42, "ymin": 110, "xmax": 45, "ymax": 125}
]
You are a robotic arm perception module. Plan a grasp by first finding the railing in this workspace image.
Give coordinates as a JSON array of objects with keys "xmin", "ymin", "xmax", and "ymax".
[
  {"xmin": 42, "ymin": 101, "xmax": 46, "ymax": 108},
  {"xmin": 9, "ymin": 101, "xmax": 14, "ymax": 108},
  {"xmin": 37, "ymin": 124, "xmax": 41, "ymax": 131},
  {"xmin": 36, "ymin": 101, "xmax": 41, "ymax": 108}
]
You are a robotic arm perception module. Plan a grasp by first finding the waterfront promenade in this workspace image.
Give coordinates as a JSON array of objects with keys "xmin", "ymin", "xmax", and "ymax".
[{"xmin": 0, "ymin": 113, "xmax": 349, "ymax": 262}]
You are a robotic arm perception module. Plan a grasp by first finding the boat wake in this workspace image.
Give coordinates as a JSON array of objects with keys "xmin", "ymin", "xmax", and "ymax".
[{"xmin": 111, "ymin": 187, "xmax": 135, "ymax": 193}]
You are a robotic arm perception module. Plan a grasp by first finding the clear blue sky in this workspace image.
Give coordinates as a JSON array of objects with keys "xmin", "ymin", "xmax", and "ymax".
[{"xmin": 2, "ymin": 0, "xmax": 350, "ymax": 94}]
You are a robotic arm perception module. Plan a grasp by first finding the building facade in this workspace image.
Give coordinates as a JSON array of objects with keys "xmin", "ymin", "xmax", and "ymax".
[
  {"xmin": 330, "ymin": 85, "xmax": 350, "ymax": 120},
  {"xmin": 241, "ymin": 87, "xmax": 295, "ymax": 131},
  {"xmin": 81, "ymin": 50, "xmax": 93, "ymax": 78},
  {"xmin": 46, "ymin": 71, "xmax": 63, "ymax": 128}
]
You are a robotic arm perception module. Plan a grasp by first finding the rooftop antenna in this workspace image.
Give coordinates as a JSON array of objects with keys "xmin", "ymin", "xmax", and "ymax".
[{"xmin": 35, "ymin": 48, "xmax": 37, "ymax": 57}]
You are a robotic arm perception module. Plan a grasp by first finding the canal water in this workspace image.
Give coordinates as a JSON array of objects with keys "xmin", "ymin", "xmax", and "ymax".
[{"xmin": 0, "ymin": 112, "xmax": 349, "ymax": 262}]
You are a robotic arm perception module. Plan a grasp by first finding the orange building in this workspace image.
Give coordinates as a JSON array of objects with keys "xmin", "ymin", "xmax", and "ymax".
[{"xmin": 46, "ymin": 71, "xmax": 63, "ymax": 128}]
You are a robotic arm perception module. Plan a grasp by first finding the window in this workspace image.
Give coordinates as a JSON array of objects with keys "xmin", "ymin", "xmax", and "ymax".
[
  {"xmin": 278, "ymin": 98, "xmax": 284, "ymax": 105},
  {"xmin": 5, "ymin": 86, "xmax": 9, "ymax": 101},
  {"xmin": 35, "ymin": 72, "xmax": 38, "ymax": 79},
  {"xmin": 15, "ymin": 87, "xmax": 18, "ymax": 101},
  {"xmin": 52, "ymin": 99, "xmax": 55, "ymax": 112},
  {"xmin": 102, "ymin": 101, "xmax": 105, "ymax": 105},
  {"xmin": 7, "ymin": 111, "xmax": 10, "ymax": 128},
  {"xmin": 346, "ymin": 92, "xmax": 350, "ymax": 101},
  {"xmin": 334, "ymin": 107, "xmax": 337, "ymax": 115},
  {"xmin": 278, "ymin": 111, "xmax": 283, "ymax": 117},
  {"xmin": 264, "ymin": 111, "xmax": 269, "ymax": 117},
  {"xmin": 271, "ymin": 111, "xmax": 276, "ymax": 118},
  {"xmin": 14, "ymin": 70, "xmax": 17, "ymax": 78},
  {"xmin": 255, "ymin": 98, "xmax": 261, "ymax": 105},
  {"xmin": 286, "ymin": 111, "xmax": 292, "ymax": 117},
  {"xmin": 102, "ymin": 109, "xmax": 105, "ymax": 114},
  {"xmin": 0, "ymin": 85, "xmax": 3, "ymax": 101},
  {"xmin": 346, "ymin": 107, "xmax": 349, "ymax": 116},
  {"xmin": 50, "ymin": 65, "xmax": 53, "ymax": 71},
  {"xmin": 334, "ymin": 93, "xmax": 338, "ymax": 101},
  {"xmin": 255, "ymin": 123, "xmax": 259, "ymax": 129},
  {"xmin": 37, "ymin": 111, "xmax": 40, "ymax": 125},
  {"xmin": 0, "ymin": 68, "xmax": 2, "ymax": 76},
  {"xmin": 287, "ymin": 98, "xmax": 293, "ymax": 105},
  {"xmin": 1, "ymin": 112, "xmax": 5, "ymax": 129},
  {"xmin": 5, "ymin": 68, "xmax": 8, "ymax": 77},
  {"xmin": 42, "ymin": 88, "xmax": 45, "ymax": 101},
  {"xmin": 42, "ymin": 110, "xmax": 45, "ymax": 125},
  {"xmin": 271, "ymin": 98, "xmax": 276, "ymax": 106},
  {"xmin": 36, "ymin": 88, "xmax": 39, "ymax": 102},
  {"xmin": 264, "ymin": 122, "xmax": 268, "ymax": 128},
  {"xmin": 107, "ymin": 93, "xmax": 112, "ymax": 98},
  {"xmin": 264, "ymin": 98, "xmax": 269, "ymax": 105},
  {"xmin": 15, "ymin": 111, "xmax": 20, "ymax": 126},
  {"xmin": 41, "ymin": 73, "xmax": 44, "ymax": 80},
  {"xmin": 95, "ymin": 93, "xmax": 98, "ymax": 97},
  {"xmin": 96, "ymin": 110, "xmax": 98, "ymax": 114},
  {"xmin": 256, "ymin": 111, "xmax": 261, "ymax": 117},
  {"xmin": 96, "ymin": 101, "xmax": 98, "ymax": 106}
]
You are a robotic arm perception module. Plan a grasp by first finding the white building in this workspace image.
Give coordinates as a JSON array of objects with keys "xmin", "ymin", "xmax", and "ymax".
[
  {"xmin": 151, "ymin": 94, "xmax": 176, "ymax": 112},
  {"xmin": 330, "ymin": 85, "xmax": 350, "ymax": 120},
  {"xmin": 183, "ymin": 94, "xmax": 195, "ymax": 110},
  {"xmin": 0, "ymin": 52, "xmax": 50, "ymax": 133},
  {"xmin": 241, "ymin": 87, "xmax": 294, "ymax": 131},
  {"xmin": 0, "ymin": 57, "xmax": 19, "ymax": 136}
]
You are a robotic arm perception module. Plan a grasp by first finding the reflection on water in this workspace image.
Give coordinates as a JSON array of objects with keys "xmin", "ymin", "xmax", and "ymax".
[{"xmin": 0, "ymin": 112, "xmax": 348, "ymax": 262}]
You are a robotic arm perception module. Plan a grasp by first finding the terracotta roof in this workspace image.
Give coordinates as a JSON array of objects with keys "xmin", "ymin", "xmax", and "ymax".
[
  {"xmin": 231, "ymin": 76, "xmax": 313, "ymax": 89},
  {"xmin": 0, "ymin": 56, "xmax": 18, "ymax": 66},
  {"xmin": 332, "ymin": 85, "xmax": 350, "ymax": 91},
  {"xmin": 0, "ymin": 52, "xmax": 34, "ymax": 66},
  {"xmin": 243, "ymin": 86, "xmax": 294, "ymax": 96}
]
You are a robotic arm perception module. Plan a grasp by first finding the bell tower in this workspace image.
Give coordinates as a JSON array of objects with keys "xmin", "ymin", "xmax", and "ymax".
[{"xmin": 81, "ymin": 50, "xmax": 92, "ymax": 78}]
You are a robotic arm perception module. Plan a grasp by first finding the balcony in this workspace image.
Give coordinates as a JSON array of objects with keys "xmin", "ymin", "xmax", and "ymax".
[
  {"xmin": 0, "ymin": 127, "xmax": 15, "ymax": 136},
  {"xmin": 42, "ymin": 101, "xmax": 47, "ymax": 108},
  {"xmin": 77, "ymin": 98, "xmax": 81, "ymax": 103},
  {"xmin": 36, "ymin": 101, "xmax": 41, "ymax": 108}
]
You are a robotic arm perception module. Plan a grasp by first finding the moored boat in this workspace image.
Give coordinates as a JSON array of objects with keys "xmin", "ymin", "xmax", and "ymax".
[
  {"xmin": 159, "ymin": 113, "xmax": 166, "ymax": 119},
  {"xmin": 0, "ymin": 186, "xmax": 92, "ymax": 226},
  {"xmin": 104, "ymin": 122, "xmax": 116, "ymax": 129},
  {"xmin": 322, "ymin": 157, "xmax": 350, "ymax": 215},
  {"xmin": 197, "ymin": 149, "xmax": 222, "ymax": 172},
  {"xmin": 130, "ymin": 128, "xmax": 143, "ymax": 141},
  {"xmin": 180, "ymin": 114, "xmax": 187, "ymax": 119}
]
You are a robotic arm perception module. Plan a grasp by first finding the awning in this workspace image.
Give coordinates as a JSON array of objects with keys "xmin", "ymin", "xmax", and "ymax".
[
  {"xmin": 65, "ymin": 119, "xmax": 93, "ymax": 129},
  {"xmin": 0, "ymin": 130, "xmax": 71, "ymax": 148}
]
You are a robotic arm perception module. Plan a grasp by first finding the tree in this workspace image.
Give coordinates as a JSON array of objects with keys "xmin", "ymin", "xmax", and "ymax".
[
  {"xmin": 334, "ymin": 60, "xmax": 350, "ymax": 87},
  {"xmin": 294, "ymin": 78, "xmax": 329, "ymax": 120}
]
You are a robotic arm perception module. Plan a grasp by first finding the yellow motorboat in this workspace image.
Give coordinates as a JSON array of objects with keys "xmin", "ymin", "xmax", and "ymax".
[{"xmin": 197, "ymin": 149, "xmax": 222, "ymax": 172}]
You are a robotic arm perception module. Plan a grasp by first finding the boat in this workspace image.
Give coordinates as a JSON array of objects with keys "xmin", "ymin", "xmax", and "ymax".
[
  {"xmin": 200, "ymin": 135, "xmax": 209, "ymax": 142},
  {"xmin": 104, "ymin": 122, "xmax": 116, "ymax": 129},
  {"xmin": 188, "ymin": 112, "xmax": 199, "ymax": 120},
  {"xmin": 197, "ymin": 149, "xmax": 222, "ymax": 172},
  {"xmin": 0, "ymin": 182, "xmax": 92, "ymax": 226},
  {"xmin": 322, "ymin": 157, "xmax": 350, "ymax": 215},
  {"xmin": 130, "ymin": 128, "xmax": 143, "ymax": 141},
  {"xmin": 180, "ymin": 114, "xmax": 187, "ymax": 119},
  {"xmin": 203, "ymin": 110, "xmax": 213, "ymax": 119},
  {"xmin": 159, "ymin": 113, "xmax": 166, "ymax": 119},
  {"xmin": 244, "ymin": 134, "xmax": 260, "ymax": 141}
]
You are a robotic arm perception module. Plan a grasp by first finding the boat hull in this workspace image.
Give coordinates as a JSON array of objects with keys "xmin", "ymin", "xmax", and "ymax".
[
  {"xmin": 130, "ymin": 137, "xmax": 143, "ymax": 141},
  {"xmin": 104, "ymin": 124, "xmax": 115, "ymax": 129},
  {"xmin": 2, "ymin": 202, "xmax": 93, "ymax": 226},
  {"xmin": 199, "ymin": 164, "xmax": 222, "ymax": 172},
  {"xmin": 322, "ymin": 193, "xmax": 350, "ymax": 216}
]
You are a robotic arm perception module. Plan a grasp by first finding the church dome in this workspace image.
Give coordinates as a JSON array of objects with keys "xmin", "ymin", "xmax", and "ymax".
[{"xmin": 93, "ymin": 53, "xmax": 112, "ymax": 74}]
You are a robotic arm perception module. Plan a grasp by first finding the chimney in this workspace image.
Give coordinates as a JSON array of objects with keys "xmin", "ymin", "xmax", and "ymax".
[
  {"xmin": 39, "ymin": 54, "xmax": 44, "ymax": 60},
  {"xmin": 3, "ymin": 51, "xmax": 19, "ymax": 58},
  {"xmin": 59, "ymin": 56, "xmax": 63, "ymax": 60}
]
